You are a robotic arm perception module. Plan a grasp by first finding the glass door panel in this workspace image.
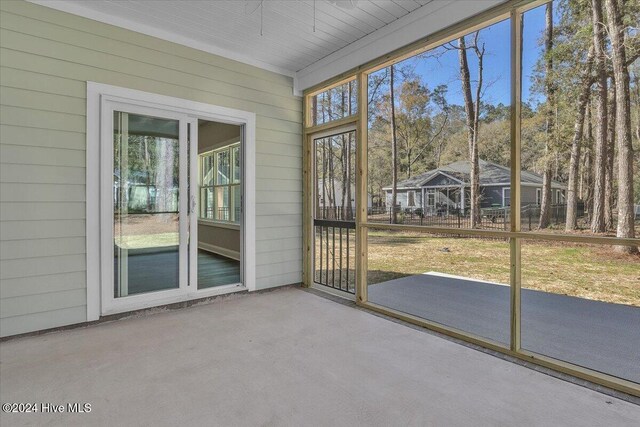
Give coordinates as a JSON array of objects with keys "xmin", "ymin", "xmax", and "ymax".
[
  {"xmin": 313, "ymin": 130, "xmax": 356, "ymax": 294},
  {"xmin": 193, "ymin": 120, "xmax": 242, "ymax": 290},
  {"xmin": 113, "ymin": 111, "xmax": 181, "ymax": 297}
]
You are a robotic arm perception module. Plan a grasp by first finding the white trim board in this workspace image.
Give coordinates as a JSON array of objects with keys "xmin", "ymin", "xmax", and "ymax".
[
  {"xmin": 198, "ymin": 136, "xmax": 241, "ymax": 155},
  {"xmin": 502, "ymin": 187, "xmax": 511, "ymax": 207},
  {"xmin": 198, "ymin": 219, "xmax": 241, "ymax": 231},
  {"xmin": 198, "ymin": 243, "xmax": 240, "ymax": 262},
  {"xmin": 86, "ymin": 82, "xmax": 256, "ymax": 320}
]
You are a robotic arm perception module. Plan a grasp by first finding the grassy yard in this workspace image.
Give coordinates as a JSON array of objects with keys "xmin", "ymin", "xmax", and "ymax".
[
  {"xmin": 114, "ymin": 214, "xmax": 179, "ymax": 249},
  {"xmin": 366, "ymin": 231, "xmax": 640, "ymax": 307},
  {"xmin": 115, "ymin": 232, "xmax": 178, "ymax": 249}
]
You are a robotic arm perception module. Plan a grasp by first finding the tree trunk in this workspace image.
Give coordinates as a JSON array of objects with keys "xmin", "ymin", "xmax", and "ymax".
[
  {"xmin": 590, "ymin": 0, "xmax": 608, "ymax": 233},
  {"xmin": 605, "ymin": 0, "xmax": 637, "ymax": 252},
  {"xmin": 390, "ymin": 65, "xmax": 399, "ymax": 224},
  {"xmin": 566, "ymin": 46, "xmax": 594, "ymax": 231},
  {"xmin": 458, "ymin": 35, "xmax": 481, "ymax": 228},
  {"xmin": 144, "ymin": 136, "xmax": 153, "ymax": 212},
  {"xmin": 584, "ymin": 103, "xmax": 594, "ymax": 221},
  {"xmin": 346, "ymin": 83, "xmax": 353, "ymax": 221},
  {"xmin": 337, "ymin": 87, "xmax": 347, "ymax": 219},
  {"xmin": 539, "ymin": 4, "xmax": 555, "ymax": 229},
  {"xmin": 633, "ymin": 73, "xmax": 640, "ymax": 142},
  {"xmin": 328, "ymin": 140, "xmax": 336, "ymax": 218},
  {"xmin": 346, "ymin": 132, "xmax": 353, "ymax": 220},
  {"xmin": 154, "ymin": 139, "xmax": 174, "ymax": 213},
  {"xmin": 315, "ymin": 142, "xmax": 320, "ymax": 218},
  {"xmin": 604, "ymin": 83, "xmax": 616, "ymax": 230},
  {"xmin": 472, "ymin": 37, "xmax": 484, "ymax": 227},
  {"xmin": 340, "ymin": 134, "xmax": 348, "ymax": 219},
  {"xmin": 321, "ymin": 139, "xmax": 328, "ymax": 219}
]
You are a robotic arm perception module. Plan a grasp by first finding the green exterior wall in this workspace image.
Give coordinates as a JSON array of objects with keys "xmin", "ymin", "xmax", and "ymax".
[{"xmin": 0, "ymin": 0, "xmax": 303, "ymax": 336}]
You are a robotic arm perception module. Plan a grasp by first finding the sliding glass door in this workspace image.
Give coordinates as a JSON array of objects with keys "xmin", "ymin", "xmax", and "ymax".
[
  {"xmin": 113, "ymin": 111, "xmax": 183, "ymax": 297},
  {"xmin": 102, "ymin": 100, "xmax": 192, "ymax": 313},
  {"xmin": 100, "ymin": 96, "xmax": 249, "ymax": 314}
]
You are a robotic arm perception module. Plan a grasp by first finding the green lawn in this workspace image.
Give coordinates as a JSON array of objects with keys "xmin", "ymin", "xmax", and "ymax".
[
  {"xmin": 114, "ymin": 232, "xmax": 179, "ymax": 249},
  {"xmin": 366, "ymin": 231, "xmax": 640, "ymax": 307}
]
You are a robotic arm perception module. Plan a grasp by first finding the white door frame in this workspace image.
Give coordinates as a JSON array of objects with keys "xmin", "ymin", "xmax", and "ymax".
[
  {"xmin": 100, "ymin": 100, "xmax": 190, "ymax": 315},
  {"xmin": 87, "ymin": 82, "xmax": 256, "ymax": 319}
]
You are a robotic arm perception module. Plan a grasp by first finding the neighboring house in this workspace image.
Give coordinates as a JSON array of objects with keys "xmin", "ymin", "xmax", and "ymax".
[{"xmin": 383, "ymin": 159, "xmax": 567, "ymax": 214}]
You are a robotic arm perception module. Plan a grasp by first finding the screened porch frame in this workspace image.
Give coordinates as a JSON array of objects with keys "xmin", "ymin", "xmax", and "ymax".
[{"xmin": 301, "ymin": 0, "xmax": 640, "ymax": 397}]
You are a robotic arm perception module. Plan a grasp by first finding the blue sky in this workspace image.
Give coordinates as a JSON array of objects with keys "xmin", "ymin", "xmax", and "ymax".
[{"xmin": 376, "ymin": 4, "xmax": 548, "ymax": 109}]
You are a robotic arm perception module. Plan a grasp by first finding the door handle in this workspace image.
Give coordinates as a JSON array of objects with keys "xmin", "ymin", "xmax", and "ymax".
[{"xmin": 190, "ymin": 194, "xmax": 196, "ymax": 214}]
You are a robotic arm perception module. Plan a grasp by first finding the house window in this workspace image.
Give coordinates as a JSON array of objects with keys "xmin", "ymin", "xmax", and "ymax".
[
  {"xmin": 427, "ymin": 189, "xmax": 436, "ymax": 207},
  {"xmin": 503, "ymin": 188, "xmax": 511, "ymax": 207},
  {"xmin": 408, "ymin": 191, "xmax": 415, "ymax": 207},
  {"xmin": 199, "ymin": 143, "xmax": 241, "ymax": 222},
  {"xmin": 536, "ymin": 188, "xmax": 541, "ymax": 205}
]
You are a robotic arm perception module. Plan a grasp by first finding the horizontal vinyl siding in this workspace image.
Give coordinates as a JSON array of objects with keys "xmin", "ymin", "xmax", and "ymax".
[
  {"xmin": 0, "ymin": 0, "xmax": 302, "ymax": 336},
  {"xmin": 1, "ymin": 288, "xmax": 86, "ymax": 319},
  {"xmin": 1, "ymin": 237, "xmax": 85, "ymax": 260},
  {"xmin": 0, "ymin": 272, "xmax": 86, "ymax": 300},
  {"xmin": 0, "ymin": 202, "xmax": 85, "ymax": 221},
  {"xmin": 0, "ymin": 306, "xmax": 86, "ymax": 337}
]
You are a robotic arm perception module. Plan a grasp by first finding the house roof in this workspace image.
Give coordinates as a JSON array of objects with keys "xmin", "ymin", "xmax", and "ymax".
[{"xmin": 385, "ymin": 159, "xmax": 566, "ymax": 190}]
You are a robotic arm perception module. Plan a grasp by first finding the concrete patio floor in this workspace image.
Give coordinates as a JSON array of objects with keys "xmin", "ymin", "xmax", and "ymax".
[{"xmin": 1, "ymin": 287, "xmax": 638, "ymax": 426}]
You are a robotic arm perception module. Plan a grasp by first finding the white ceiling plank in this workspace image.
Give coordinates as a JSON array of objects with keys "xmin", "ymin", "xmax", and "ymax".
[
  {"xmin": 390, "ymin": 0, "xmax": 420, "ymax": 13},
  {"xmin": 372, "ymin": 0, "xmax": 414, "ymax": 18},
  {"xmin": 238, "ymin": 2, "xmax": 355, "ymax": 46},
  {"xmin": 340, "ymin": 1, "xmax": 391, "ymax": 28},
  {"xmin": 103, "ymin": 0, "xmax": 323, "ymax": 70},
  {"xmin": 204, "ymin": 1, "xmax": 346, "ymax": 52},
  {"xmin": 26, "ymin": 0, "xmax": 507, "ymax": 92},
  {"xmin": 278, "ymin": 1, "xmax": 364, "ymax": 42},
  {"xmin": 183, "ymin": 1, "xmax": 338, "ymax": 60},
  {"xmin": 301, "ymin": 0, "xmax": 379, "ymax": 34},
  {"xmin": 358, "ymin": 1, "xmax": 400, "ymax": 24},
  {"xmin": 139, "ymin": 0, "xmax": 327, "ymax": 64},
  {"xmin": 296, "ymin": 0, "xmax": 507, "ymax": 91},
  {"xmin": 101, "ymin": 1, "xmax": 310, "ymax": 70}
]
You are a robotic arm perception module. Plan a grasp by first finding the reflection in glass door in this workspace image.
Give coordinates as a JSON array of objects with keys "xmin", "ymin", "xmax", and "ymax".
[{"xmin": 113, "ymin": 111, "xmax": 182, "ymax": 297}]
